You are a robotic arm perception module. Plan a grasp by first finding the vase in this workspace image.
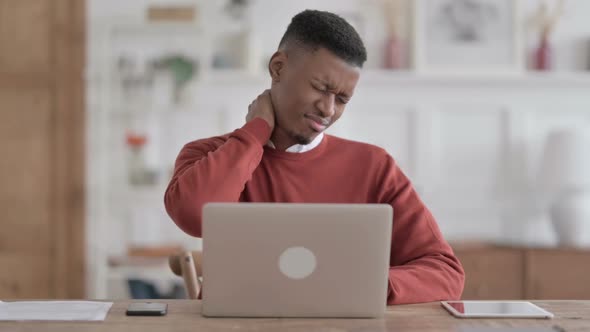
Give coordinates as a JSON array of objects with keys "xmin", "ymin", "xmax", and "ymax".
[
  {"xmin": 533, "ymin": 33, "xmax": 552, "ymax": 71},
  {"xmin": 550, "ymin": 190, "xmax": 590, "ymax": 247},
  {"xmin": 383, "ymin": 35, "xmax": 404, "ymax": 70}
]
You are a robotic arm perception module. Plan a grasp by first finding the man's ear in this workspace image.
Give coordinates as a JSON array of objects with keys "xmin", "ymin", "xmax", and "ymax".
[{"xmin": 268, "ymin": 51, "xmax": 286, "ymax": 83}]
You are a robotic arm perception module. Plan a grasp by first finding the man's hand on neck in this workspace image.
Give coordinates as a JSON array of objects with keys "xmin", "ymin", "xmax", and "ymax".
[{"xmin": 246, "ymin": 90, "xmax": 275, "ymax": 131}]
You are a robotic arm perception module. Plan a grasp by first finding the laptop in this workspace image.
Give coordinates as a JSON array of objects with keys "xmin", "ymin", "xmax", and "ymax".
[{"xmin": 201, "ymin": 203, "xmax": 393, "ymax": 318}]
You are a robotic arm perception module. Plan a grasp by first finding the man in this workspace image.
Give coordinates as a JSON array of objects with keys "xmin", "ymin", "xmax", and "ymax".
[{"xmin": 165, "ymin": 9, "xmax": 464, "ymax": 305}]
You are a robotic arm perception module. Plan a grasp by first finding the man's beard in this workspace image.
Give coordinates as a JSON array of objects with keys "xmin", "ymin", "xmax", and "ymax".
[{"xmin": 291, "ymin": 131, "xmax": 313, "ymax": 145}]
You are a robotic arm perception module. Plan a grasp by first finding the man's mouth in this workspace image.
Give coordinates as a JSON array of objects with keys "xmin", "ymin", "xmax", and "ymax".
[{"xmin": 305, "ymin": 114, "xmax": 329, "ymax": 132}]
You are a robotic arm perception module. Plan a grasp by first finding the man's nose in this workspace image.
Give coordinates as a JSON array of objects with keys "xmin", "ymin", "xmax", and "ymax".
[{"xmin": 318, "ymin": 93, "xmax": 336, "ymax": 118}]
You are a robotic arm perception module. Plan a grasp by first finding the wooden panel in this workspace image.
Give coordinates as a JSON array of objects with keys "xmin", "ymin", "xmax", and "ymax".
[
  {"xmin": 0, "ymin": 254, "xmax": 51, "ymax": 298},
  {"xmin": 0, "ymin": 73, "xmax": 51, "ymax": 89},
  {"xmin": 454, "ymin": 245, "xmax": 524, "ymax": 299},
  {"xmin": 0, "ymin": 89, "xmax": 53, "ymax": 296},
  {"xmin": 0, "ymin": 0, "xmax": 85, "ymax": 299},
  {"xmin": 0, "ymin": 87, "xmax": 51, "ymax": 140},
  {"xmin": 0, "ymin": 86, "xmax": 52, "ymax": 251},
  {"xmin": 0, "ymin": 82, "xmax": 52, "ymax": 257},
  {"xmin": 0, "ymin": 220, "xmax": 51, "ymax": 254},
  {"xmin": 52, "ymin": 0, "xmax": 86, "ymax": 298},
  {"xmin": 0, "ymin": 1, "xmax": 55, "ymax": 298},
  {"xmin": 0, "ymin": 0, "xmax": 51, "ymax": 72},
  {"xmin": 526, "ymin": 248, "xmax": 590, "ymax": 299},
  {"xmin": 0, "ymin": 137, "xmax": 52, "ymax": 202}
]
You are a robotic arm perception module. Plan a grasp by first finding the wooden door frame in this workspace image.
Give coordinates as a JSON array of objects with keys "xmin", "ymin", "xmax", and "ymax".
[{"xmin": 52, "ymin": 0, "xmax": 86, "ymax": 298}]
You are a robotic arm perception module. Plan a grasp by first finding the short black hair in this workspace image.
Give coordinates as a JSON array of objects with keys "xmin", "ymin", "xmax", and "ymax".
[{"xmin": 278, "ymin": 10, "xmax": 367, "ymax": 68}]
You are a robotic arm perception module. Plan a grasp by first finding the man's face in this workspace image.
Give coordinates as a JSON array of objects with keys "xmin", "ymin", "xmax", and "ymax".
[{"xmin": 270, "ymin": 47, "xmax": 361, "ymax": 145}]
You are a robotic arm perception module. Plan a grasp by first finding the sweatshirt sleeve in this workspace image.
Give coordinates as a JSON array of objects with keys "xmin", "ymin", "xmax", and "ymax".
[
  {"xmin": 375, "ymin": 154, "xmax": 465, "ymax": 305},
  {"xmin": 164, "ymin": 118, "xmax": 272, "ymax": 237}
]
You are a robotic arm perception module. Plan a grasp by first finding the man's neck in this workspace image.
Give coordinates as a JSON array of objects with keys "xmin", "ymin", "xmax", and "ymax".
[{"xmin": 269, "ymin": 127, "xmax": 297, "ymax": 151}]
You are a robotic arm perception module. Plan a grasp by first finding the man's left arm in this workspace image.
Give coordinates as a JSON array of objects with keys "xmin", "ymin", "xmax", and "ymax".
[{"xmin": 376, "ymin": 154, "xmax": 465, "ymax": 305}]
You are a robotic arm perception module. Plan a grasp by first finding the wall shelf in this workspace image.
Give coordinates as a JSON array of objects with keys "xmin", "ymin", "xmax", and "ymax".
[
  {"xmin": 197, "ymin": 69, "xmax": 590, "ymax": 87},
  {"xmin": 360, "ymin": 71, "xmax": 590, "ymax": 87}
]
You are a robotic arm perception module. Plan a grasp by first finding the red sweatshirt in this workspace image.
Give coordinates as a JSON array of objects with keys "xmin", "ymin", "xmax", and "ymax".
[{"xmin": 164, "ymin": 118, "xmax": 465, "ymax": 305}]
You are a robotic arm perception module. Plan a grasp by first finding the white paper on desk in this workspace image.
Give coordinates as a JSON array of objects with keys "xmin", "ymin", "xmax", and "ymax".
[{"xmin": 0, "ymin": 301, "xmax": 113, "ymax": 321}]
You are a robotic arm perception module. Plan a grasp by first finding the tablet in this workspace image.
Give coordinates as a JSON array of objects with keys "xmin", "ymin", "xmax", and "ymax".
[{"xmin": 441, "ymin": 301, "xmax": 554, "ymax": 319}]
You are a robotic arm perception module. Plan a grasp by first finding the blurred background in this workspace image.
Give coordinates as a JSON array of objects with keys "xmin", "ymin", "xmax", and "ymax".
[{"xmin": 2, "ymin": 0, "xmax": 590, "ymax": 302}]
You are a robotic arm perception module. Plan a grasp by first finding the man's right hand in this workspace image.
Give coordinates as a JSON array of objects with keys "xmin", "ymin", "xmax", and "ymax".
[{"xmin": 246, "ymin": 90, "xmax": 275, "ymax": 131}]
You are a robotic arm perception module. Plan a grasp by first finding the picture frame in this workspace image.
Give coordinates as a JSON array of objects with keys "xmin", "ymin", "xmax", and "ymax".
[{"xmin": 412, "ymin": 0, "xmax": 523, "ymax": 75}]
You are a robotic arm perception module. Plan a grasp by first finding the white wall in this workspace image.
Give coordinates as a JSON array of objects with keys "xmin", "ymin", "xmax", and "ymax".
[
  {"xmin": 87, "ymin": 0, "xmax": 590, "ymax": 241},
  {"xmin": 86, "ymin": 0, "xmax": 590, "ymax": 249}
]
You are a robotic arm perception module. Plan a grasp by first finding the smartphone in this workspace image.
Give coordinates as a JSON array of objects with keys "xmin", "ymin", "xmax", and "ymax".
[{"xmin": 126, "ymin": 302, "xmax": 168, "ymax": 316}]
